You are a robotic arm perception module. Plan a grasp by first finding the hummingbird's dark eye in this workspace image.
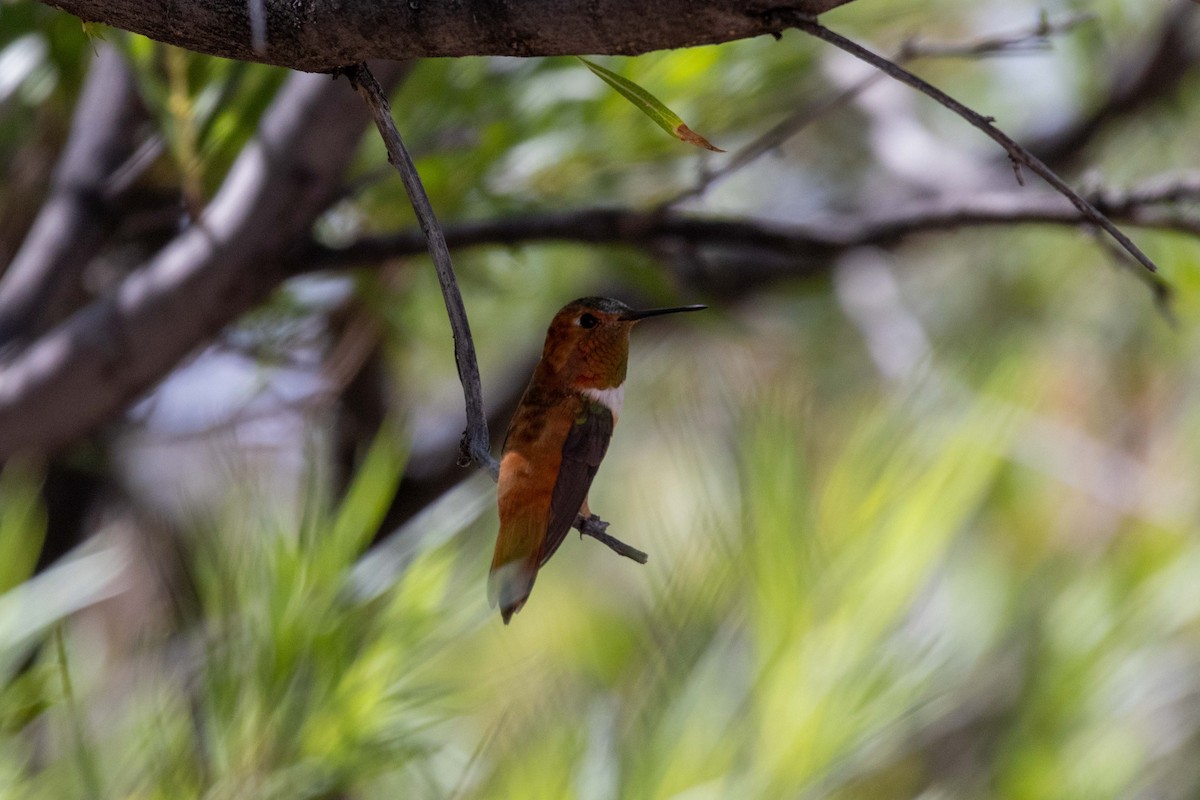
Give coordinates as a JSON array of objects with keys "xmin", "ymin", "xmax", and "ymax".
[{"xmin": 579, "ymin": 313, "xmax": 599, "ymax": 329}]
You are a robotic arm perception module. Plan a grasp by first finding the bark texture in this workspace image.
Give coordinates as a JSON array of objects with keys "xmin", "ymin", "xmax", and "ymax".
[{"xmin": 41, "ymin": 0, "xmax": 856, "ymax": 72}]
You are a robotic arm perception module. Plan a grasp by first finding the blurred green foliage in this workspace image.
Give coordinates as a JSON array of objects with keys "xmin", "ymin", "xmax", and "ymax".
[{"xmin": 3, "ymin": 0, "xmax": 1200, "ymax": 797}]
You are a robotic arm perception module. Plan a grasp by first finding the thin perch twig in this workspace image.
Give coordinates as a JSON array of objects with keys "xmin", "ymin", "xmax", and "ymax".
[
  {"xmin": 782, "ymin": 13, "xmax": 1160, "ymax": 277},
  {"xmin": 343, "ymin": 63, "xmax": 646, "ymax": 564},
  {"xmin": 577, "ymin": 514, "xmax": 648, "ymax": 563}
]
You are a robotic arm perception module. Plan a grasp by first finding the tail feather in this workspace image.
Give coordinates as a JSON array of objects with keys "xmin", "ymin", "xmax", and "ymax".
[
  {"xmin": 489, "ymin": 512, "xmax": 545, "ymax": 623},
  {"xmin": 488, "ymin": 557, "xmax": 537, "ymax": 624}
]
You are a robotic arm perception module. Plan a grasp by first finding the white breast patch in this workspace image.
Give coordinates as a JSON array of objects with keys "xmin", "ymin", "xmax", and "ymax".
[{"xmin": 582, "ymin": 385, "xmax": 625, "ymax": 417}]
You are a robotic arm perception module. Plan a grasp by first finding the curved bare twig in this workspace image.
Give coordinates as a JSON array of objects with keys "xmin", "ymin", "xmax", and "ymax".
[
  {"xmin": 781, "ymin": 13, "xmax": 1160, "ymax": 277},
  {"xmin": 342, "ymin": 63, "xmax": 496, "ymax": 479},
  {"xmin": 668, "ymin": 12, "xmax": 1094, "ymax": 208}
]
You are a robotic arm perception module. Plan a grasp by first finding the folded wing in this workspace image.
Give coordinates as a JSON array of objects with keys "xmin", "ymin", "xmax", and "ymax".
[{"xmin": 539, "ymin": 397, "xmax": 614, "ymax": 567}]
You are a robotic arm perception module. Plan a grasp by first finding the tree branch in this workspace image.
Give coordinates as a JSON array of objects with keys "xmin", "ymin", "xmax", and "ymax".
[
  {"xmin": 781, "ymin": 13, "xmax": 1160, "ymax": 277},
  {"xmin": 304, "ymin": 174, "xmax": 1200, "ymax": 267},
  {"xmin": 668, "ymin": 11, "xmax": 1094, "ymax": 207},
  {"xmin": 0, "ymin": 44, "xmax": 143, "ymax": 345},
  {"xmin": 39, "ymin": 0, "xmax": 854, "ymax": 73},
  {"xmin": 895, "ymin": 12, "xmax": 1093, "ymax": 60},
  {"xmin": 341, "ymin": 62, "xmax": 496, "ymax": 480},
  {"xmin": 576, "ymin": 514, "xmax": 648, "ymax": 563},
  {"xmin": 302, "ymin": 208, "xmax": 838, "ymax": 273},
  {"xmin": 0, "ymin": 63, "xmax": 410, "ymax": 461}
]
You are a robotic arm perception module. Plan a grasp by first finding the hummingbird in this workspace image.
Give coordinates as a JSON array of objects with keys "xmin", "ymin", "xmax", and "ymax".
[{"xmin": 488, "ymin": 296, "xmax": 705, "ymax": 623}]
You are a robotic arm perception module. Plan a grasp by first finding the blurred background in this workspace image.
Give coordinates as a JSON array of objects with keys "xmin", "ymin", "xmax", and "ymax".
[{"xmin": 2, "ymin": 0, "xmax": 1200, "ymax": 797}]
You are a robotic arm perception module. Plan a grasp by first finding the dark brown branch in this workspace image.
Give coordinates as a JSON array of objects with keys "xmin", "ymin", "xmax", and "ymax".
[
  {"xmin": 782, "ymin": 14, "xmax": 1160, "ymax": 277},
  {"xmin": 303, "ymin": 208, "xmax": 838, "ymax": 274},
  {"xmin": 303, "ymin": 174, "xmax": 1200, "ymax": 277},
  {"xmin": 342, "ymin": 62, "xmax": 496, "ymax": 480},
  {"xmin": 39, "ymin": 0, "xmax": 854, "ymax": 73},
  {"xmin": 343, "ymin": 64, "xmax": 644, "ymax": 564}
]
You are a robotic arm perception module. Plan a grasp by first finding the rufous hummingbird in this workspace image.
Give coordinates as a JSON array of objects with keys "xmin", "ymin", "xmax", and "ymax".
[{"xmin": 488, "ymin": 296, "xmax": 705, "ymax": 623}]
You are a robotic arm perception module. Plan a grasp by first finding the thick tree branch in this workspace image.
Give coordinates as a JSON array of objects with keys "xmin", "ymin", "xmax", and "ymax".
[
  {"xmin": 39, "ymin": 0, "xmax": 854, "ymax": 73},
  {"xmin": 0, "ymin": 63, "xmax": 410, "ymax": 461},
  {"xmin": 0, "ymin": 44, "xmax": 143, "ymax": 345}
]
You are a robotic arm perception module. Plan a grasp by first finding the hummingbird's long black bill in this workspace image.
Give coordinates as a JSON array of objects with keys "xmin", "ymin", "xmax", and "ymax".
[{"xmin": 619, "ymin": 304, "xmax": 707, "ymax": 321}]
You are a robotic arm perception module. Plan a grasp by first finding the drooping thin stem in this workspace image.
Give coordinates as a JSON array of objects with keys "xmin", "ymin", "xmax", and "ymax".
[{"xmin": 344, "ymin": 62, "xmax": 498, "ymax": 480}]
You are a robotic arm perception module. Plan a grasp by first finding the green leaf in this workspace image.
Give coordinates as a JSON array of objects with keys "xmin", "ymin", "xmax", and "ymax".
[
  {"xmin": 80, "ymin": 21, "xmax": 106, "ymax": 40},
  {"xmin": 327, "ymin": 417, "xmax": 409, "ymax": 566},
  {"xmin": 577, "ymin": 57, "xmax": 724, "ymax": 152},
  {"xmin": 0, "ymin": 459, "xmax": 46, "ymax": 595}
]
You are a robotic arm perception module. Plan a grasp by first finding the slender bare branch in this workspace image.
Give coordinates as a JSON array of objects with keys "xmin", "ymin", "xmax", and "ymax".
[
  {"xmin": 304, "ymin": 174, "xmax": 1200, "ymax": 283},
  {"xmin": 781, "ymin": 13, "xmax": 1160, "ymax": 277},
  {"xmin": 342, "ymin": 62, "xmax": 496, "ymax": 480},
  {"xmin": 896, "ymin": 12, "xmax": 1093, "ymax": 60},
  {"xmin": 669, "ymin": 12, "xmax": 1094, "ymax": 207},
  {"xmin": 577, "ymin": 514, "xmax": 648, "ymax": 563}
]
